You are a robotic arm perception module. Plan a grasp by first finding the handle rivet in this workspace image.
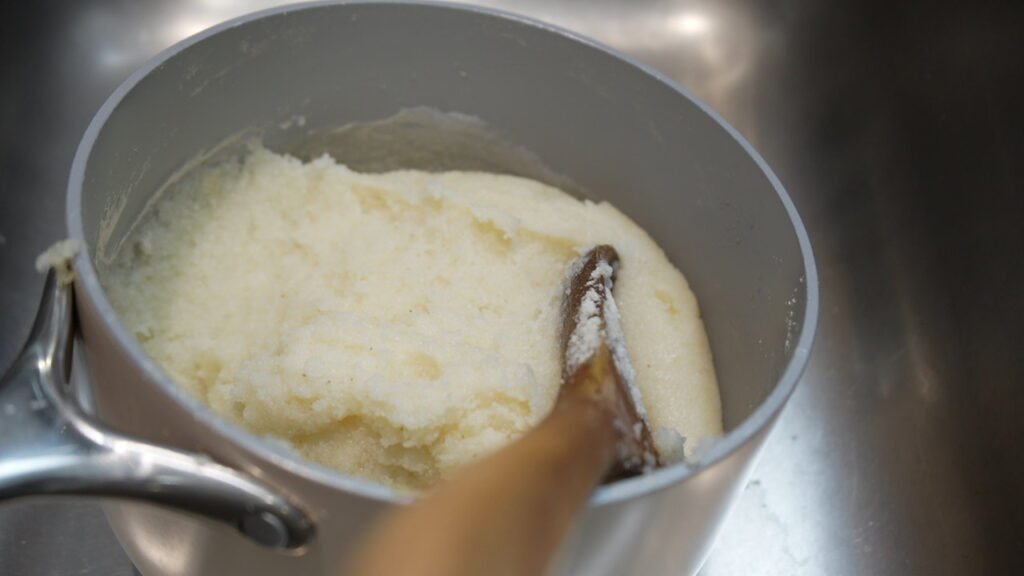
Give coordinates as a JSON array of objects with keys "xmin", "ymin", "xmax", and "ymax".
[{"xmin": 241, "ymin": 510, "xmax": 289, "ymax": 548}]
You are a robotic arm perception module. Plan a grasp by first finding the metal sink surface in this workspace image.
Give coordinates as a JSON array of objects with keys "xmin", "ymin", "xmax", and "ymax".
[{"xmin": 1, "ymin": 1, "xmax": 1020, "ymax": 574}]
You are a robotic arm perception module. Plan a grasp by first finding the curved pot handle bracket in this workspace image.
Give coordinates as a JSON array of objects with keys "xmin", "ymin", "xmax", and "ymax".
[{"xmin": 0, "ymin": 271, "xmax": 315, "ymax": 550}]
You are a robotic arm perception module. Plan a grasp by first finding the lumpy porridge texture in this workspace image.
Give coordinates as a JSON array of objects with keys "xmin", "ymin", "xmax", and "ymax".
[{"xmin": 105, "ymin": 146, "xmax": 721, "ymax": 490}]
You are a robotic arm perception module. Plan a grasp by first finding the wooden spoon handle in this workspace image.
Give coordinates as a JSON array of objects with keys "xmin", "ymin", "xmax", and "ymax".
[{"xmin": 344, "ymin": 383, "xmax": 618, "ymax": 576}]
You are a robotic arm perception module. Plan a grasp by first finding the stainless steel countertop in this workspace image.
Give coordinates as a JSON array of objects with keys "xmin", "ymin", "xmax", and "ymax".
[{"xmin": 1, "ymin": 1, "xmax": 1021, "ymax": 574}]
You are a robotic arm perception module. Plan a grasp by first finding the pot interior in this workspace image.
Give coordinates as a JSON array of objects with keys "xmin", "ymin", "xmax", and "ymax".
[{"xmin": 75, "ymin": 3, "xmax": 811, "ymax": 446}]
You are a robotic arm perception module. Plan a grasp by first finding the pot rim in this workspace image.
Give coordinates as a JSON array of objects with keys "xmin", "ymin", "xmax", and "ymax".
[{"xmin": 66, "ymin": 0, "xmax": 819, "ymax": 508}]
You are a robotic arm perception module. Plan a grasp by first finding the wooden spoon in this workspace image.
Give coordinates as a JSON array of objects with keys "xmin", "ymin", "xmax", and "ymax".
[{"xmin": 344, "ymin": 245, "xmax": 659, "ymax": 576}]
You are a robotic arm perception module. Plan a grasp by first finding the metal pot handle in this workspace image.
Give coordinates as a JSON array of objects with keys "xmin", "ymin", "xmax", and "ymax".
[{"xmin": 0, "ymin": 270, "xmax": 315, "ymax": 549}]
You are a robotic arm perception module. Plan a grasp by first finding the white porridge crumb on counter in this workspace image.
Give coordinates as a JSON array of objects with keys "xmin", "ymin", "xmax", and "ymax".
[{"xmin": 104, "ymin": 146, "xmax": 722, "ymax": 491}]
